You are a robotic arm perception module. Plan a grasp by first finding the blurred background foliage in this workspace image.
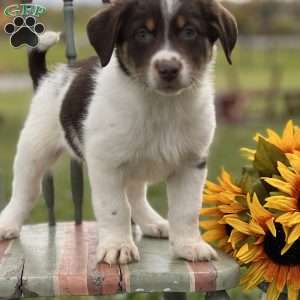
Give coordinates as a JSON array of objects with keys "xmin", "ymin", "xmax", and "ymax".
[
  {"xmin": 0, "ymin": 0, "xmax": 299, "ymax": 299},
  {"xmin": 227, "ymin": 1, "xmax": 300, "ymax": 35}
]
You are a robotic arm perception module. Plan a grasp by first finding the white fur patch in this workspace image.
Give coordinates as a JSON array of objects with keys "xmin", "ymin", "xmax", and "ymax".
[
  {"xmin": 36, "ymin": 31, "xmax": 61, "ymax": 52},
  {"xmin": 163, "ymin": 0, "xmax": 179, "ymax": 15}
]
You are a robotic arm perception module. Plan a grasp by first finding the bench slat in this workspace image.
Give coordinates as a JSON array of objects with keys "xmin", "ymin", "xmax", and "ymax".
[
  {"xmin": 0, "ymin": 240, "xmax": 24, "ymax": 299},
  {"xmin": 0, "ymin": 222, "xmax": 240, "ymax": 298}
]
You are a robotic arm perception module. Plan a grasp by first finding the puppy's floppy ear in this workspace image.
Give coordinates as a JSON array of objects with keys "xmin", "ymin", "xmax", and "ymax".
[
  {"xmin": 205, "ymin": 1, "xmax": 238, "ymax": 65},
  {"xmin": 87, "ymin": 3, "xmax": 125, "ymax": 67}
]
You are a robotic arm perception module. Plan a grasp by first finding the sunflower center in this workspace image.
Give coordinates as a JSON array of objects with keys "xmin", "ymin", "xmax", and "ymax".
[
  {"xmin": 297, "ymin": 195, "xmax": 300, "ymax": 211},
  {"xmin": 225, "ymin": 224, "xmax": 233, "ymax": 236},
  {"xmin": 264, "ymin": 223, "xmax": 300, "ymax": 266}
]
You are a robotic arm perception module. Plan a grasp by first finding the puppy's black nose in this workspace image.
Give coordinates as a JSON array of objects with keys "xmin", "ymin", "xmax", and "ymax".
[{"xmin": 155, "ymin": 59, "xmax": 182, "ymax": 82}]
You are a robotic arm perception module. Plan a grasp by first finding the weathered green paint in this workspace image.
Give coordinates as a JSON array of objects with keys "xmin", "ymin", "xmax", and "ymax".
[
  {"xmin": 212, "ymin": 251, "xmax": 240, "ymax": 291},
  {"xmin": 205, "ymin": 291, "xmax": 231, "ymax": 300},
  {"xmin": 125, "ymin": 238, "xmax": 191, "ymax": 293},
  {"xmin": 0, "ymin": 240, "xmax": 24, "ymax": 299},
  {"xmin": 0, "ymin": 223, "xmax": 240, "ymax": 298},
  {"xmin": 21, "ymin": 225, "xmax": 63, "ymax": 297}
]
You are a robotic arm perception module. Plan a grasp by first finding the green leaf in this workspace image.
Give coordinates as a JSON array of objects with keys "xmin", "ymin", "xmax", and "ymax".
[
  {"xmin": 253, "ymin": 138, "xmax": 289, "ymax": 177},
  {"xmin": 240, "ymin": 166, "xmax": 259, "ymax": 194},
  {"xmin": 252, "ymin": 179, "xmax": 270, "ymax": 204}
]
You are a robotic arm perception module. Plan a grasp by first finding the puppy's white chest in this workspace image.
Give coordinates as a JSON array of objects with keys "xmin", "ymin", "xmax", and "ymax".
[
  {"xmin": 123, "ymin": 106, "xmax": 205, "ymax": 182},
  {"xmin": 85, "ymin": 68, "xmax": 216, "ymax": 183},
  {"xmin": 125, "ymin": 158, "xmax": 174, "ymax": 183}
]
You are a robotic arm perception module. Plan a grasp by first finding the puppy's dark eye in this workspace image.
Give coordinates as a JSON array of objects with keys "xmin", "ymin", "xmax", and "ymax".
[
  {"xmin": 134, "ymin": 28, "xmax": 154, "ymax": 43},
  {"xmin": 179, "ymin": 26, "xmax": 198, "ymax": 41}
]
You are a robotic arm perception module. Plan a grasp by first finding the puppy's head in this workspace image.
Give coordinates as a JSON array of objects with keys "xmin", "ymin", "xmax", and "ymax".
[{"xmin": 87, "ymin": 0, "xmax": 238, "ymax": 96}]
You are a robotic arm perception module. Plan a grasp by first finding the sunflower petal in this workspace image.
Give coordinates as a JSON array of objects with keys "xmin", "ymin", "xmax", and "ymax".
[
  {"xmin": 264, "ymin": 262, "xmax": 279, "ymax": 282},
  {"xmin": 249, "ymin": 220, "xmax": 265, "ymax": 235},
  {"xmin": 205, "ymin": 180, "xmax": 223, "ymax": 193},
  {"xmin": 281, "ymin": 120, "xmax": 295, "ymax": 151},
  {"xmin": 265, "ymin": 196, "xmax": 297, "ymax": 212},
  {"xmin": 236, "ymin": 244, "xmax": 263, "ymax": 264},
  {"xmin": 241, "ymin": 147, "xmax": 256, "ymax": 161},
  {"xmin": 283, "ymin": 225, "xmax": 290, "ymax": 242},
  {"xmin": 281, "ymin": 242, "xmax": 293, "ymax": 255},
  {"xmin": 203, "ymin": 194, "xmax": 219, "ymax": 204},
  {"xmin": 224, "ymin": 217, "xmax": 251, "ymax": 235},
  {"xmin": 287, "ymin": 213, "xmax": 300, "ymax": 226},
  {"xmin": 202, "ymin": 228, "xmax": 226, "ymax": 242},
  {"xmin": 266, "ymin": 218, "xmax": 276, "ymax": 237},
  {"xmin": 254, "ymin": 133, "xmax": 264, "ymax": 142},
  {"xmin": 266, "ymin": 128, "xmax": 283, "ymax": 147},
  {"xmin": 276, "ymin": 212, "xmax": 296, "ymax": 224},
  {"xmin": 277, "ymin": 161, "xmax": 296, "ymax": 184},
  {"xmin": 287, "ymin": 153, "xmax": 300, "ymax": 174},
  {"xmin": 287, "ymin": 223, "xmax": 300, "ymax": 245},
  {"xmin": 276, "ymin": 266, "xmax": 287, "ymax": 292},
  {"xmin": 200, "ymin": 220, "xmax": 222, "ymax": 230},
  {"xmin": 287, "ymin": 285, "xmax": 298, "ymax": 300},
  {"xmin": 266, "ymin": 280, "xmax": 281, "ymax": 300},
  {"xmin": 249, "ymin": 193, "xmax": 272, "ymax": 221},
  {"xmin": 219, "ymin": 169, "xmax": 242, "ymax": 194},
  {"xmin": 200, "ymin": 207, "xmax": 223, "ymax": 216},
  {"xmin": 218, "ymin": 203, "xmax": 245, "ymax": 214},
  {"xmin": 287, "ymin": 266, "xmax": 299, "ymax": 289},
  {"xmin": 263, "ymin": 178, "xmax": 293, "ymax": 195},
  {"xmin": 229, "ymin": 230, "xmax": 244, "ymax": 249},
  {"xmin": 240, "ymin": 262, "xmax": 266, "ymax": 290}
]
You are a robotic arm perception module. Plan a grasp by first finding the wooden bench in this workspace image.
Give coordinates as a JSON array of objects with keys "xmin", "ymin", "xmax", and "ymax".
[{"xmin": 0, "ymin": 222, "xmax": 240, "ymax": 299}]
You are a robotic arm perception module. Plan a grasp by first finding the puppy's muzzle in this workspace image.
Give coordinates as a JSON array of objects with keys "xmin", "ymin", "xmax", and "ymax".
[{"xmin": 154, "ymin": 59, "xmax": 183, "ymax": 82}]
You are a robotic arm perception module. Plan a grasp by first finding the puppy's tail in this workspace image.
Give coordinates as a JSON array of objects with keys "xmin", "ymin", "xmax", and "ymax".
[{"xmin": 28, "ymin": 31, "xmax": 61, "ymax": 90}]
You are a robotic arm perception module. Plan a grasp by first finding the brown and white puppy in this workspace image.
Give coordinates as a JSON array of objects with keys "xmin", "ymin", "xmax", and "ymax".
[{"xmin": 0, "ymin": 0, "xmax": 237, "ymax": 264}]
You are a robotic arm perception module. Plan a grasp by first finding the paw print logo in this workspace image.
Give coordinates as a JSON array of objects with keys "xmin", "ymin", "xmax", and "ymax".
[{"xmin": 4, "ymin": 16, "xmax": 45, "ymax": 48}]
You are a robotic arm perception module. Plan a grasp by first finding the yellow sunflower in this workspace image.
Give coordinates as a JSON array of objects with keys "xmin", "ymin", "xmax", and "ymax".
[
  {"xmin": 264, "ymin": 154, "xmax": 300, "ymax": 254},
  {"xmin": 225, "ymin": 193, "xmax": 275, "ymax": 238},
  {"xmin": 232, "ymin": 194, "xmax": 300, "ymax": 300},
  {"xmin": 200, "ymin": 169, "xmax": 248, "ymax": 253},
  {"xmin": 242, "ymin": 120, "xmax": 300, "ymax": 161}
]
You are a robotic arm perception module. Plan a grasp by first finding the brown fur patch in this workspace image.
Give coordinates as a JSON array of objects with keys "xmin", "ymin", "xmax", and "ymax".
[
  {"xmin": 176, "ymin": 15, "xmax": 186, "ymax": 29},
  {"xmin": 145, "ymin": 18, "xmax": 156, "ymax": 31}
]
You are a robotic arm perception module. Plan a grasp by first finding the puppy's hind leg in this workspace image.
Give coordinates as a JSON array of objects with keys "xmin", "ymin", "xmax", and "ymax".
[
  {"xmin": 0, "ymin": 106, "xmax": 62, "ymax": 240},
  {"xmin": 127, "ymin": 182, "xmax": 169, "ymax": 238}
]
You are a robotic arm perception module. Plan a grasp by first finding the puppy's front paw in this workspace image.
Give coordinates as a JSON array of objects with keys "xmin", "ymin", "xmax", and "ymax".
[
  {"xmin": 171, "ymin": 239, "xmax": 218, "ymax": 262},
  {"xmin": 97, "ymin": 240, "xmax": 140, "ymax": 265},
  {"xmin": 0, "ymin": 223, "xmax": 20, "ymax": 240},
  {"xmin": 141, "ymin": 221, "xmax": 169, "ymax": 239}
]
